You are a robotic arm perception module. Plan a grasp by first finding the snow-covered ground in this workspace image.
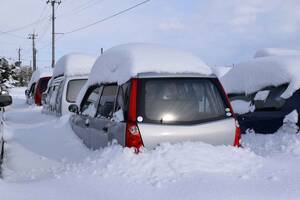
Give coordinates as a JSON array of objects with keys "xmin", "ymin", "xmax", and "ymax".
[{"xmin": 1, "ymin": 87, "xmax": 300, "ymax": 200}]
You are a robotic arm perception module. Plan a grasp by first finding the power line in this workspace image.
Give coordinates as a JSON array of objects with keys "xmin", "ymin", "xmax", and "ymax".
[
  {"xmin": 0, "ymin": 4, "xmax": 49, "ymax": 34},
  {"xmin": 57, "ymin": 0, "xmax": 103, "ymax": 18},
  {"xmin": 63, "ymin": 0, "xmax": 151, "ymax": 35},
  {"xmin": 0, "ymin": 31, "xmax": 25, "ymax": 39}
]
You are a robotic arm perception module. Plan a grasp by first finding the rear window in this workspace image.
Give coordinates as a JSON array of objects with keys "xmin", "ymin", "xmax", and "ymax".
[
  {"xmin": 138, "ymin": 78, "xmax": 229, "ymax": 125},
  {"xmin": 66, "ymin": 79, "xmax": 87, "ymax": 103}
]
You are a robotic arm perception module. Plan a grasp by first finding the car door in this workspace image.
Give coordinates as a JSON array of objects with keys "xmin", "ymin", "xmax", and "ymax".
[
  {"xmin": 87, "ymin": 84, "xmax": 118, "ymax": 149},
  {"xmin": 71, "ymin": 86, "xmax": 102, "ymax": 148},
  {"xmin": 108, "ymin": 83, "xmax": 130, "ymax": 146}
]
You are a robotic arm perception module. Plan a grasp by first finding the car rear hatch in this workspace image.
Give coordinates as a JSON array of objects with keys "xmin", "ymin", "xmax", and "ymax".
[{"xmin": 135, "ymin": 77, "xmax": 236, "ymax": 149}]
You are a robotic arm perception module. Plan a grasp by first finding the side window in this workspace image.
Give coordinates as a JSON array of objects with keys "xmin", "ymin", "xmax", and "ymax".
[
  {"xmin": 81, "ymin": 86, "xmax": 102, "ymax": 117},
  {"xmin": 50, "ymin": 85, "xmax": 59, "ymax": 109},
  {"xmin": 29, "ymin": 83, "xmax": 36, "ymax": 96},
  {"xmin": 114, "ymin": 87, "xmax": 125, "ymax": 112},
  {"xmin": 97, "ymin": 85, "xmax": 118, "ymax": 118},
  {"xmin": 56, "ymin": 81, "xmax": 65, "ymax": 115}
]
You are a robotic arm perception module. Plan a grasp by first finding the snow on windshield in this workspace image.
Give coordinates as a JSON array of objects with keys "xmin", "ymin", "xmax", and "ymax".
[{"xmin": 254, "ymin": 90, "xmax": 270, "ymax": 101}]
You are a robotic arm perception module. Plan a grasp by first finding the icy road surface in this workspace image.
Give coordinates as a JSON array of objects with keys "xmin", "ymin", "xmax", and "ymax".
[{"xmin": 1, "ymin": 87, "xmax": 300, "ymax": 200}]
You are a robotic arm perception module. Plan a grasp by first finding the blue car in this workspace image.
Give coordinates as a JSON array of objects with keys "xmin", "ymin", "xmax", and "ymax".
[
  {"xmin": 228, "ymin": 84, "xmax": 300, "ymax": 133},
  {"xmin": 221, "ymin": 54, "xmax": 300, "ymax": 134}
]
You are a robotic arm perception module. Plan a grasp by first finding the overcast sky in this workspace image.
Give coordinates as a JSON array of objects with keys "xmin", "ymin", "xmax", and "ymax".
[{"xmin": 1, "ymin": 0, "xmax": 300, "ymax": 68}]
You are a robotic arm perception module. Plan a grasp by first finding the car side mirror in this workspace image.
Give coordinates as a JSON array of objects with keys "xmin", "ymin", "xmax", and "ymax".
[
  {"xmin": 68, "ymin": 104, "xmax": 79, "ymax": 114},
  {"xmin": 112, "ymin": 109, "xmax": 124, "ymax": 122},
  {"xmin": 0, "ymin": 94, "xmax": 12, "ymax": 107}
]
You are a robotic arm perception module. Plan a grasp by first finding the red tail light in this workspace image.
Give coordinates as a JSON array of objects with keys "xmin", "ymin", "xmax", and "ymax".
[
  {"xmin": 234, "ymin": 120, "xmax": 241, "ymax": 147},
  {"xmin": 34, "ymin": 83, "xmax": 42, "ymax": 106},
  {"xmin": 214, "ymin": 79, "xmax": 241, "ymax": 147},
  {"xmin": 125, "ymin": 78, "xmax": 144, "ymax": 149}
]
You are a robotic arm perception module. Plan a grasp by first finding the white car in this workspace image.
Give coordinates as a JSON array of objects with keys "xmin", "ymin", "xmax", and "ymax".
[{"xmin": 43, "ymin": 54, "xmax": 97, "ymax": 116}]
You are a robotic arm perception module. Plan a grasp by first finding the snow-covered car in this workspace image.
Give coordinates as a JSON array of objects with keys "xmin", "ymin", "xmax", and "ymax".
[
  {"xmin": 25, "ymin": 69, "xmax": 52, "ymax": 106},
  {"xmin": 68, "ymin": 43, "xmax": 241, "ymax": 150},
  {"xmin": 221, "ymin": 55, "xmax": 300, "ymax": 134},
  {"xmin": 0, "ymin": 93, "xmax": 12, "ymax": 169},
  {"xmin": 43, "ymin": 54, "xmax": 96, "ymax": 116}
]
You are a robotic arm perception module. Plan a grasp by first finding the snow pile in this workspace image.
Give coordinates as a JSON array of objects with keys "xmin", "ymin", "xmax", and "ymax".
[
  {"xmin": 254, "ymin": 90, "xmax": 270, "ymax": 101},
  {"xmin": 53, "ymin": 54, "xmax": 97, "ymax": 78},
  {"xmin": 221, "ymin": 55, "xmax": 300, "ymax": 98},
  {"xmin": 90, "ymin": 142, "xmax": 262, "ymax": 186},
  {"xmin": 27, "ymin": 68, "xmax": 52, "ymax": 89},
  {"xmin": 243, "ymin": 110, "xmax": 300, "ymax": 156},
  {"xmin": 4, "ymin": 142, "xmax": 263, "ymax": 186},
  {"xmin": 230, "ymin": 100, "xmax": 252, "ymax": 114},
  {"xmin": 280, "ymin": 110, "xmax": 299, "ymax": 134},
  {"xmin": 243, "ymin": 131, "xmax": 300, "ymax": 157},
  {"xmin": 254, "ymin": 48, "xmax": 300, "ymax": 58}
]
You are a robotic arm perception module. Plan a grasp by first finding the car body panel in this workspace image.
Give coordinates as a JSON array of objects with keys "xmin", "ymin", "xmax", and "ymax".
[{"xmin": 138, "ymin": 118, "xmax": 236, "ymax": 149}]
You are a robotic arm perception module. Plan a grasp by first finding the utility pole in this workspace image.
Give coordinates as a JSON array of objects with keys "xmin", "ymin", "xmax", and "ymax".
[
  {"xmin": 47, "ymin": 0, "xmax": 61, "ymax": 68},
  {"xmin": 17, "ymin": 47, "xmax": 22, "ymax": 62},
  {"xmin": 28, "ymin": 32, "xmax": 38, "ymax": 71}
]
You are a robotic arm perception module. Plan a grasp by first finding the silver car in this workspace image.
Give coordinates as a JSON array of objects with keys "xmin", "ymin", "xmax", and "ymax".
[{"xmin": 69, "ymin": 73, "xmax": 240, "ymax": 150}]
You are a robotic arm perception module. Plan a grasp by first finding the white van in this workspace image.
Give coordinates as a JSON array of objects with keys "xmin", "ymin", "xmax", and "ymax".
[
  {"xmin": 43, "ymin": 54, "xmax": 97, "ymax": 116},
  {"xmin": 69, "ymin": 44, "xmax": 240, "ymax": 150}
]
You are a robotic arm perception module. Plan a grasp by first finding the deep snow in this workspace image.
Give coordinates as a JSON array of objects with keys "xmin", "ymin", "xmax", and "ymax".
[{"xmin": 1, "ymin": 87, "xmax": 300, "ymax": 200}]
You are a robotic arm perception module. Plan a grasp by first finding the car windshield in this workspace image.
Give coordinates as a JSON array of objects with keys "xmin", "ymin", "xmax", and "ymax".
[
  {"xmin": 253, "ymin": 84, "xmax": 288, "ymax": 111},
  {"xmin": 66, "ymin": 79, "xmax": 87, "ymax": 103},
  {"xmin": 138, "ymin": 78, "xmax": 228, "ymax": 125}
]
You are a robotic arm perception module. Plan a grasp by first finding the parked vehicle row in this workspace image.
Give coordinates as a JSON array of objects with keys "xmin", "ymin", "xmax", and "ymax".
[{"xmin": 23, "ymin": 45, "xmax": 300, "ymax": 151}]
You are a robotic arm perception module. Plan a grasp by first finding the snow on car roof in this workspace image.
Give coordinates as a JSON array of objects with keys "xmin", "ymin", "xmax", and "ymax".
[
  {"xmin": 221, "ymin": 55, "xmax": 300, "ymax": 98},
  {"xmin": 76, "ymin": 43, "xmax": 213, "ymax": 105},
  {"xmin": 53, "ymin": 53, "xmax": 97, "ymax": 78},
  {"xmin": 86, "ymin": 43, "xmax": 212, "ymax": 85},
  {"xmin": 27, "ymin": 68, "xmax": 52, "ymax": 89},
  {"xmin": 212, "ymin": 66, "xmax": 233, "ymax": 78},
  {"xmin": 254, "ymin": 48, "xmax": 300, "ymax": 58}
]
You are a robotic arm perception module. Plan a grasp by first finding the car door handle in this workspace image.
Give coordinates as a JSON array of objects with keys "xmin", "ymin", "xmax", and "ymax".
[{"xmin": 102, "ymin": 127, "xmax": 108, "ymax": 132}]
